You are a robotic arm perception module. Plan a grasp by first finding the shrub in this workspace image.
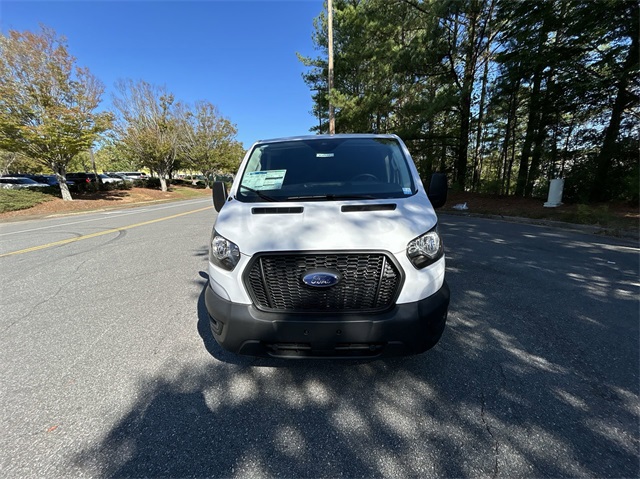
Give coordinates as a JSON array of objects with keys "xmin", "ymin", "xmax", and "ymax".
[
  {"xmin": 531, "ymin": 179, "xmax": 549, "ymax": 200},
  {"xmin": 0, "ymin": 188, "xmax": 54, "ymax": 213},
  {"xmin": 574, "ymin": 204, "xmax": 612, "ymax": 226},
  {"xmin": 478, "ymin": 178, "xmax": 502, "ymax": 195},
  {"xmin": 622, "ymin": 167, "xmax": 639, "ymax": 204},
  {"xmin": 139, "ymin": 177, "xmax": 161, "ymax": 188}
]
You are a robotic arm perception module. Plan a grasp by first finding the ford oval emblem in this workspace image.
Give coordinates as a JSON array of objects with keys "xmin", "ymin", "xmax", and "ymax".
[{"xmin": 302, "ymin": 271, "xmax": 341, "ymax": 288}]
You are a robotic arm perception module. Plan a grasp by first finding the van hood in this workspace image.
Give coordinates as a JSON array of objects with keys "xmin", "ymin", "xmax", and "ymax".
[{"xmin": 213, "ymin": 194, "xmax": 438, "ymax": 256}]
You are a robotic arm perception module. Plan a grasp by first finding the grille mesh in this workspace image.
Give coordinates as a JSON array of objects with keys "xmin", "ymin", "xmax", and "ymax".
[{"xmin": 246, "ymin": 253, "xmax": 401, "ymax": 312}]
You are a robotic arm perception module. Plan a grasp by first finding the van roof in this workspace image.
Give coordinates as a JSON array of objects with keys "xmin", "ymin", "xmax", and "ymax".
[{"xmin": 253, "ymin": 133, "xmax": 400, "ymax": 145}]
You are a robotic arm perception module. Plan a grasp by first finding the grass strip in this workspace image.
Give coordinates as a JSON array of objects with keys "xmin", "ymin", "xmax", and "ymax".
[{"xmin": 0, "ymin": 189, "xmax": 56, "ymax": 213}]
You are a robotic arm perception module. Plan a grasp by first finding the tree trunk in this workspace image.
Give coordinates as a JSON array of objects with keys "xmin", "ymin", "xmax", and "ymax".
[
  {"xmin": 1, "ymin": 152, "xmax": 18, "ymax": 176},
  {"xmin": 499, "ymin": 80, "xmax": 520, "ymax": 194},
  {"xmin": 440, "ymin": 116, "xmax": 448, "ymax": 172},
  {"xmin": 424, "ymin": 122, "xmax": 434, "ymax": 180},
  {"xmin": 500, "ymin": 119, "xmax": 511, "ymax": 194},
  {"xmin": 525, "ymin": 124, "xmax": 546, "ymax": 197},
  {"xmin": 549, "ymin": 116, "xmax": 560, "ymax": 180},
  {"xmin": 526, "ymin": 84, "xmax": 552, "ymax": 197},
  {"xmin": 505, "ymin": 133, "xmax": 517, "ymax": 196},
  {"xmin": 526, "ymin": 14, "xmax": 567, "ymax": 198},
  {"xmin": 590, "ymin": 6, "xmax": 638, "ymax": 202},
  {"xmin": 90, "ymin": 148, "xmax": 102, "ymax": 192},
  {"xmin": 514, "ymin": 5, "xmax": 550, "ymax": 198},
  {"xmin": 505, "ymin": 101, "xmax": 519, "ymax": 196},
  {"xmin": 515, "ymin": 62, "xmax": 543, "ymax": 197},
  {"xmin": 202, "ymin": 170, "xmax": 211, "ymax": 189},
  {"xmin": 52, "ymin": 163, "xmax": 73, "ymax": 201},
  {"xmin": 560, "ymin": 118, "xmax": 575, "ymax": 178},
  {"xmin": 472, "ymin": 56, "xmax": 490, "ymax": 192},
  {"xmin": 455, "ymin": 11, "xmax": 479, "ymax": 191},
  {"xmin": 159, "ymin": 176, "xmax": 168, "ymax": 192}
]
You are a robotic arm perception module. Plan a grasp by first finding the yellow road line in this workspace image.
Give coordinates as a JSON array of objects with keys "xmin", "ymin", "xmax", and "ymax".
[{"xmin": 0, "ymin": 206, "xmax": 211, "ymax": 258}]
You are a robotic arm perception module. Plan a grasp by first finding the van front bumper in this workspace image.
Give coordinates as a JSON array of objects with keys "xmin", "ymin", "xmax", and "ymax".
[{"xmin": 205, "ymin": 281, "xmax": 449, "ymax": 358}]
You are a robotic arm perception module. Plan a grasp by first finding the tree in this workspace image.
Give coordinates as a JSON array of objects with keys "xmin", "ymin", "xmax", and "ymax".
[
  {"xmin": 300, "ymin": 0, "xmax": 498, "ymax": 189},
  {"xmin": 179, "ymin": 101, "xmax": 243, "ymax": 187},
  {"xmin": 69, "ymin": 148, "xmax": 110, "ymax": 175},
  {"xmin": 435, "ymin": 0, "xmax": 497, "ymax": 190},
  {"xmin": 589, "ymin": 0, "xmax": 639, "ymax": 201},
  {"xmin": 113, "ymin": 79, "xmax": 181, "ymax": 191},
  {"xmin": 490, "ymin": 0, "xmax": 639, "ymax": 200},
  {"xmin": 0, "ymin": 26, "xmax": 112, "ymax": 200},
  {"xmin": 0, "ymin": 150, "xmax": 18, "ymax": 176},
  {"xmin": 301, "ymin": 0, "xmax": 639, "ymax": 202},
  {"xmin": 91, "ymin": 140, "xmax": 140, "ymax": 173},
  {"xmin": 299, "ymin": 0, "xmax": 401, "ymax": 134},
  {"xmin": 0, "ymin": 150, "xmax": 40, "ymax": 176}
]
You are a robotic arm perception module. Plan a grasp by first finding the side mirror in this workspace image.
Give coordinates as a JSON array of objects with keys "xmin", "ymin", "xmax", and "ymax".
[
  {"xmin": 428, "ymin": 173, "xmax": 447, "ymax": 209},
  {"xmin": 212, "ymin": 181, "xmax": 228, "ymax": 212}
]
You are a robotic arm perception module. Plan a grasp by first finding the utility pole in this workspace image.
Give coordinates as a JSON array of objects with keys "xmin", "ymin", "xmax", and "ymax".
[
  {"xmin": 328, "ymin": 0, "xmax": 335, "ymax": 134},
  {"xmin": 89, "ymin": 147, "xmax": 101, "ymax": 189}
]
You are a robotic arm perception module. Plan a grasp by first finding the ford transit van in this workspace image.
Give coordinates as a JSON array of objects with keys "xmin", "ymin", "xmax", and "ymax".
[{"xmin": 206, "ymin": 134, "xmax": 449, "ymax": 358}]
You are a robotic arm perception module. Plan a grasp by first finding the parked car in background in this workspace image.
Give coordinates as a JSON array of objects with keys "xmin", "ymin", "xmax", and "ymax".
[
  {"xmin": 99, "ymin": 174, "xmax": 123, "ymax": 184},
  {"xmin": 66, "ymin": 172, "xmax": 97, "ymax": 184},
  {"xmin": 105, "ymin": 173, "xmax": 131, "ymax": 182},
  {"xmin": 26, "ymin": 174, "xmax": 76, "ymax": 189},
  {"xmin": 183, "ymin": 174, "xmax": 207, "ymax": 185},
  {"xmin": 0, "ymin": 177, "xmax": 49, "ymax": 189},
  {"xmin": 67, "ymin": 172, "xmax": 127, "ymax": 187},
  {"xmin": 116, "ymin": 172, "xmax": 148, "ymax": 181}
]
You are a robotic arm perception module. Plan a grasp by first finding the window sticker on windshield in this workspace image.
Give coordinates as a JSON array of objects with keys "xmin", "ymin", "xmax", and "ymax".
[
  {"xmin": 243, "ymin": 170, "xmax": 287, "ymax": 190},
  {"xmin": 316, "ymin": 153, "xmax": 334, "ymax": 158},
  {"xmin": 403, "ymin": 188, "xmax": 412, "ymax": 195}
]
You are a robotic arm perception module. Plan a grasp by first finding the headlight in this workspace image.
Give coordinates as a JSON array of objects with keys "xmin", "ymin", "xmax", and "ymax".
[
  {"xmin": 407, "ymin": 226, "xmax": 443, "ymax": 269},
  {"xmin": 210, "ymin": 231, "xmax": 240, "ymax": 271}
]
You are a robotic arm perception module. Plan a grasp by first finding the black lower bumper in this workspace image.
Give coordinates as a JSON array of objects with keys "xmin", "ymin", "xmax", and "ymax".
[{"xmin": 205, "ymin": 281, "xmax": 449, "ymax": 358}]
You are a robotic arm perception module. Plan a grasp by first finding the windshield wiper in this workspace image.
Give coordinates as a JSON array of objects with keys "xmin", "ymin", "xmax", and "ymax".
[
  {"xmin": 238, "ymin": 185, "xmax": 278, "ymax": 202},
  {"xmin": 284, "ymin": 194, "xmax": 376, "ymax": 201}
]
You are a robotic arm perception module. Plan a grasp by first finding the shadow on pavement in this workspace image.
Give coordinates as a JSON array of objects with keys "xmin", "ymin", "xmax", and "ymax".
[{"xmin": 70, "ymin": 217, "xmax": 639, "ymax": 478}]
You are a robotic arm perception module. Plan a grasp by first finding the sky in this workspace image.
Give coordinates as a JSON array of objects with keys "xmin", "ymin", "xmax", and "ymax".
[{"xmin": 0, "ymin": 0, "xmax": 325, "ymax": 148}]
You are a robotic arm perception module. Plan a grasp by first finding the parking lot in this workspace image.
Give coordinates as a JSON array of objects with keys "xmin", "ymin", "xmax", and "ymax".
[{"xmin": 0, "ymin": 200, "xmax": 638, "ymax": 478}]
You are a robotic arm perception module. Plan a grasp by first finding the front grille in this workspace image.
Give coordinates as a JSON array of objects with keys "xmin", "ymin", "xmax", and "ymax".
[{"xmin": 245, "ymin": 252, "xmax": 402, "ymax": 312}]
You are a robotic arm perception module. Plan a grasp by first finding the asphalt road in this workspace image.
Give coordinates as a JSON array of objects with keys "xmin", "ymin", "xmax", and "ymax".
[{"xmin": 0, "ymin": 199, "xmax": 638, "ymax": 478}]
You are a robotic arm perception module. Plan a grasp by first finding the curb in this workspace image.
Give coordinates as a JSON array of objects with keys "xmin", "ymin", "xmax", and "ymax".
[
  {"xmin": 0, "ymin": 196, "xmax": 211, "ymax": 224},
  {"xmin": 440, "ymin": 210, "xmax": 639, "ymax": 242}
]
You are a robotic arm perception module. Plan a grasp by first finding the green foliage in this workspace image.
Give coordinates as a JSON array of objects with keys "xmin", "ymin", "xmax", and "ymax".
[
  {"xmin": 179, "ymin": 101, "xmax": 244, "ymax": 187},
  {"xmin": 138, "ymin": 177, "xmax": 163, "ymax": 189},
  {"xmin": 0, "ymin": 150, "xmax": 42, "ymax": 175},
  {"xmin": 563, "ymin": 156, "xmax": 595, "ymax": 203},
  {"xmin": 69, "ymin": 148, "xmax": 117, "ymax": 173},
  {"xmin": 301, "ymin": 0, "xmax": 639, "ymax": 202},
  {"xmin": 478, "ymin": 178, "xmax": 503, "ymax": 195},
  {"xmin": 68, "ymin": 177, "xmax": 133, "ymax": 194},
  {"xmin": 573, "ymin": 204, "xmax": 613, "ymax": 226},
  {"xmin": 0, "ymin": 26, "xmax": 112, "ymax": 200},
  {"xmin": 112, "ymin": 80, "xmax": 182, "ymax": 192},
  {"xmin": 0, "ymin": 188, "xmax": 55, "ymax": 213},
  {"xmin": 93, "ymin": 140, "xmax": 142, "ymax": 172},
  {"xmin": 563, "ymin": 137, "xmax": 639, "ymax": 204},
  {"xmin": 605, "ymin": 137, "xmax": 640, "ymax": 204},
  {"xmin": 621, "ymin": 162, "xmax": 639, "ymax": 204},
  {"xmin": 119, "ymin": 180, "xmax": 134, "ymax": 192}
]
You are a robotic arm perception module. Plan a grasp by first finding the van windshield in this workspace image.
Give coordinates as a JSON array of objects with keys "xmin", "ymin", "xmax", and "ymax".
[{"xmin": 236, "ymin": 137, "xmax": 416, "ymax": 202}]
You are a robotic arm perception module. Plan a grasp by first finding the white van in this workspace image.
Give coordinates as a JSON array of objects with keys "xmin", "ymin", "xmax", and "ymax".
[{"xmin": 206, "ymin": 134, "xmax": 449, "ymax": 358}]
